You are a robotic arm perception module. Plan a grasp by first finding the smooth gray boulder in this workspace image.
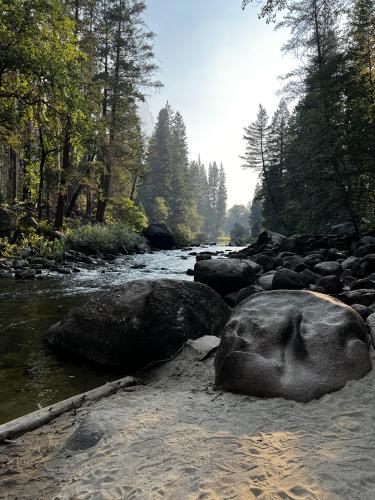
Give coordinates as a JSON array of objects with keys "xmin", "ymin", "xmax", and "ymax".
[
  {"xmin": 194, "ymin": 258, "xmax": 261, "ymax": 296},
  {"xmin": 46, "ymin": 279, "xmax": 230, "ymax": 371},
  {"xmin": 215, "ymin": 290, "xmax": 371, "ymax": 402}
]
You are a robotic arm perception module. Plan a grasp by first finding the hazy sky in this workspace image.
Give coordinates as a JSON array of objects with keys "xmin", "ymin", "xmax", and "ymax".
[{"xmin": 143, "ymin": 0, "xmax": 294, "ymax": 208}]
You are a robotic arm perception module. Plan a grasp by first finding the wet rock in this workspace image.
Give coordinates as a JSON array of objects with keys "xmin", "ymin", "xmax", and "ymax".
[
  {"xmin": 272, "ymin": 269, "xmax": 306, "ymax": 290},
  {"xmin": 186, "ymin": 269, "xmax": 195, "ymax": 276},
  {"xmin": 144, "ymin": 223, "xmax": 176, "ymax": 250},
  {"xmin": 131, "ymin": 263, "xmax": 147, "ymax": 269},
  {"xmin": 194, "ymin": 259, "xmax": 260, "ymax": 296},
  {"xmin": 196, "ymin": 254, "xmax": 212, "ymax": 261},
  {"xmin": 215, "ymin": 290, "xmax": 371, "ymax": 402},
  {"xmin": 15, "ymin": 269, "xmax": 36, "ymax": 280},
  {"xmin": 46, "ymin": 280, "xmax": 230, "ymax": 370}
]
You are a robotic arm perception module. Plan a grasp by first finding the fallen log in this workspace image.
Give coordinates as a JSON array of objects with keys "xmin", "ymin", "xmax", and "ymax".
[{"xmin": 0, "ymin": 376, "xmax": 137, "ymax": 443}]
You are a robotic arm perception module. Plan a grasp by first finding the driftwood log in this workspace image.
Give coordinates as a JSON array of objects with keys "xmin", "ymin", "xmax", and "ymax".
[{"xmin": 0, "ymin": 376, "xmax": 137, "ymax": 443}]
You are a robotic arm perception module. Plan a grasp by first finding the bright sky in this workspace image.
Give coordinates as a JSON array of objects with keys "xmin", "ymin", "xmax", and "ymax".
[{"xmin": 143, "ymin": 0, "xmax": 295, "ymax": 208}]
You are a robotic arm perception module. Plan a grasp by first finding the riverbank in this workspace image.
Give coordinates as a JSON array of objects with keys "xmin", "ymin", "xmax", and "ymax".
[
  {"xmin": 2, "ymin": 341, "xmax": 375, "ymax": 498},
  {"xmin": 0, "ymin": 245, "xmax": 237, "ymax": 424}
]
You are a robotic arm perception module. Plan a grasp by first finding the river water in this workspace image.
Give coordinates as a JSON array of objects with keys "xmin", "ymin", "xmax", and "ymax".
[{"xmin": 0, "ymin": 246, "xmax": 238, "ymax": 424}]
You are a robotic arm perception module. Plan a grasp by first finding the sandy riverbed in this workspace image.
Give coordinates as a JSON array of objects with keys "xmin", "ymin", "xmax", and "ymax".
[{"xmin": 1, "ymin": 340, "xmax": 375, "ymax": 499}]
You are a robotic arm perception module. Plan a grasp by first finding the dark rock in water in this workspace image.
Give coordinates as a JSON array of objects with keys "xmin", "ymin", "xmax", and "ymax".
[
  {"xmin": 351, "ymin": 304, "xmax": 373, "ymax": 320},
  {"xmin": 256, "ymin": 230, "xmax": 286, "ymax": 246},
  {"xmin": 215, "ymin": 290, "xmax": 371, "ymax": 402},
  {"xmin": 15, "ymin": 269, "xmax": 36, "ymax": 280},
  {"xmin": 316, "ymin": 275, "xmax": 343, "ymax": 294},
  {"xmin": 131, "ymin": 263, "xmax": 147, "ymax": 269},
  {"xmin": 0, "ymin": 207, "xmax": 17, "ymax": 237},
  {"xmin": 194, "ymin": 259, "xmax": 260, "ymax": 296},
  {"xmin": 46, "ymin": 279, "xmax": 230, "ymax": 370},
  {"xmin": 314, "ymin": 261, "xmax": 342, "ymax": 276},
  {"xmin": 144, "ymin": 223, "xmax": 176, "ymax": 250},
  {"xmin": 339, "ymin": 289, "xmax": 375, "ymax": 306},
  {"xmin": 186, "ymin": 269, "xmax": 195, "ymax": 276},
  {"xmin": 272, "ymin": 269, "xmax": 306, "ymax": 290},
  {"xmin": 196, "ymin": 254, "xmax": 212, "ymax": 261}
]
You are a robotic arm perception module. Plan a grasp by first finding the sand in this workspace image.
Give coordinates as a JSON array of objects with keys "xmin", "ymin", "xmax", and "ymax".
[{"xmin": 1, "ymin": 339, "xmax": 375, "ymax": 499}]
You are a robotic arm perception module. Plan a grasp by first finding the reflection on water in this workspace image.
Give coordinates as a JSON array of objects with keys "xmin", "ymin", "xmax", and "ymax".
[{"xmin": 0, "ymin": 246, "xmax": 237, "ymax": 424}]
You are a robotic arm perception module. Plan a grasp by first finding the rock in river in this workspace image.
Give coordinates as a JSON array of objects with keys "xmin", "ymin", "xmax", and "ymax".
[
  {"xmin": 144, "ymin": 223, "xmax": 176, "ymax": 250},
  {"xmin": 215, "ymin": 290, "xmax": 371, "ymax": 402},
  {"xmin": 46, "ymin": 279, "xmax": 230, "ymax": 371},
  {"xmin": 194, "ymin": 258, "xmax": 261, "ymax": 296}
]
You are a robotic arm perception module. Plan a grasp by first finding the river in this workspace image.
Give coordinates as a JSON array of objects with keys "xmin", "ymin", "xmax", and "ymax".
[{"xmin": 0, "ymin": 245, "xmax": 238, "ymax": 424}]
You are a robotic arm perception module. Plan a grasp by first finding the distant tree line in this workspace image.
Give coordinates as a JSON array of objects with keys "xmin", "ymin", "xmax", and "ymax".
[
  {"xmin": 243, "ymin": 0, "xmax": 375, "ymax": 235},
  {"xmin": 139, "ymin": 104, "xmax": 228, "ymax": 242}
]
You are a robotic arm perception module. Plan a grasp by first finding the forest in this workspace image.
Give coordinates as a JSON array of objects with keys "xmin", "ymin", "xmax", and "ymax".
[
  {"xmin": 1, "ymin": 0, "xmax": 375, "ymax": 256},
  {"xmin": 243, "ymin": 0, "xmax": 375, "ymax": 236},
  {"xmin": 0, "ymin": 0, "xmax": 232, "ymax": 253}
]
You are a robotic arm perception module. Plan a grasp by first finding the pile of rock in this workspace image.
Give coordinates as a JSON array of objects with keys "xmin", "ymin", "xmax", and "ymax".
[{"xmin": 190, "ymin": 229, "xmax": 375, "ymax": 317}]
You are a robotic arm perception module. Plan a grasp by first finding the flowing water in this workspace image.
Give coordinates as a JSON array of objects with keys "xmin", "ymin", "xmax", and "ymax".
[{"xmin": 0, "ymin": 246, "xmax": 238, "ymax": 424}]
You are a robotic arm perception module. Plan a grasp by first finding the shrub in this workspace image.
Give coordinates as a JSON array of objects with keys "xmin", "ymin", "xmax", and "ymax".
[
  {"xmin": 66, "ymin": 223, "xmax": 143, "ymax": 255},
  {"xmin": 111, "ymin": 198, "xmax": 148, "ymax": 232},
  {"xmin": 172, "ymin": 224, "xmax": 194, "ymax": 247}
]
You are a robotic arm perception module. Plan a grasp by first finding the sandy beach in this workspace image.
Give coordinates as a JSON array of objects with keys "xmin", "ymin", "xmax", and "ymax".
[{"xmin": 1, "ymin": 339, "xmax": 375, "ymax": 499}]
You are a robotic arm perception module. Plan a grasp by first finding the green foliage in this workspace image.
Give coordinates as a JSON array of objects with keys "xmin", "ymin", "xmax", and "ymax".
[
  {"xmin": 111, "ymin": 198, "xmax": 148, "ymax": 232},
  {"xmin": 66, "ymin": 223, "xmax": 143, "ymax": 255},
  {"xmin": 172, "ymin": 224, "xmax": 194, "ymax": 247},
  {"xmin": 230, "ymin": 223, "xmax": 250, "ymax": 246}
]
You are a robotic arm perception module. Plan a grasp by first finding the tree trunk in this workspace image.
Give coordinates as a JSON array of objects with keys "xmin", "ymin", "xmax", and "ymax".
[
  {"xmin": 8, "ymin": 147, "xmax": 18, "ymax": 203},
  {"xmin": 54, "ymin": 116, "xmax": 71, "ymax": 230}
]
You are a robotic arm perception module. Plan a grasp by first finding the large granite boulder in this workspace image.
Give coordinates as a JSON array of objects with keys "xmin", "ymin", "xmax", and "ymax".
[
  {"xmin": 46, "ymin": 279, "xmax": 230, "ymax": 371},
  {"xmin": 215, "ymin": 290, "xmax": 371, "ymax": 402},
  {"xmin": 0, "ymin": 207, "xmax": 17, "ymax": 237},
  {"xmin": 144, "ymin": 224, "xmax": 176, "ymax": 250},
  {"xmin": 194, "ymin": 258, "xmax": 261, "ymax": 296}
]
